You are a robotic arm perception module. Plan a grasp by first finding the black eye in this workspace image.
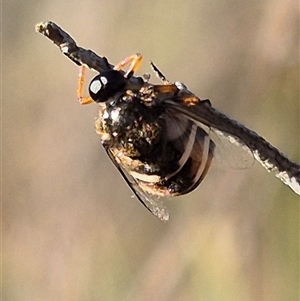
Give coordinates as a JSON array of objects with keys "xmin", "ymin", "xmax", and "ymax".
[{"xmin": 88, "ymin": 70, "xmax": 127, "ymax": 103}]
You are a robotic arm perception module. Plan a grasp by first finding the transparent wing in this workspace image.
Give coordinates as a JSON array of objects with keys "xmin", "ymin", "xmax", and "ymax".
[
  {"xmin": 105, "ymin": 148, "xmax": 170, "ymax": 222},
  {"xmin": 166, "ymin": 105, "xmax": 254, "ymax": 171},
  {"xmin": 207, "ymin": 128, "xmax": 254, "ymax": 170},
  {"xmin": 165, "ymin": 97, "xmax": 300, "ymax": 195}
]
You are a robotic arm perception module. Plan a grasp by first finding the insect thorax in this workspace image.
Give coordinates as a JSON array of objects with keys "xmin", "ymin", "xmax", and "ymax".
[{"xmin": 95, "ymin": 89, "xmax": 163, "ymax": 153}]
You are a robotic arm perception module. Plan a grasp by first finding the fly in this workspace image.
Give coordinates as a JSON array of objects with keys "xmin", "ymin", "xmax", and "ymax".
[
  {"xmin": 77, "ymin": 53, "xmax": 300, "ymax": 221},
  {"xmin": 36, "ymin": 22, "xmax": 300, "ymax": 221}
]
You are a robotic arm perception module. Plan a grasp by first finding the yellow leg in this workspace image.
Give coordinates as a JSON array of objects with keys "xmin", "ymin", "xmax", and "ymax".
[
  {"xmin": 114, "ymin": 53, "xmax": 143, "ymax": 78},
  {"xmin": 77, "ymin": 66, "xmax": 94, "ymax": 105},
  {"xmin": 153, "ymin": 84, "xmax": 178, "ymax": 93}
]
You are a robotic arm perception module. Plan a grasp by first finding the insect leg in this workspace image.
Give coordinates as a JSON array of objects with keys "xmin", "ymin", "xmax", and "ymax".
[
  {"xmin": 77, "ymin": 66, "xmax": 94, "ymax": 105},
  {"xmin": 150, "ymin": 61, "xmax": 171, "ymax": 84},
  {"xmin": 114, "ymin": 53, "xmax": 143, "ymax": 78},
  {"xmin": 153, "ymin": 84, "xmax": 178, "ymax": 94}
]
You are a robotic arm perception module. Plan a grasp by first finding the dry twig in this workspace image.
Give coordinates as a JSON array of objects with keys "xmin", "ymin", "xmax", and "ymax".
[{"xmin": 35, "ymin": 21, "xmax": 141, "ymax": 85}]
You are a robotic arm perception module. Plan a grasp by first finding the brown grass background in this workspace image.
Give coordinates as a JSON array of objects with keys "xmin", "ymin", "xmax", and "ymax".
[{"xmin": 3, "ymin": 1, "xmax": 299, "ymax": 300}]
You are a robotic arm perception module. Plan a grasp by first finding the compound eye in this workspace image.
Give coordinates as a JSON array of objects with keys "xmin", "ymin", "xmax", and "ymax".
[
  {"xmin": 89, "ymin": 76, "xmax": 108, "ymax": 102},
  {"xmin": 88, "ymin": 70, "xmax": 127, "ymax": 103},
  {"xmin": 89, "ymin": 77, "xmax": 104, "ymax": 94}
]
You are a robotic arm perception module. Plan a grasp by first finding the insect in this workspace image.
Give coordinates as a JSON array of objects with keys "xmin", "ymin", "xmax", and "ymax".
[{"xmin": 77, "ymin": 53, "xmax": 300, "ymax": 221}]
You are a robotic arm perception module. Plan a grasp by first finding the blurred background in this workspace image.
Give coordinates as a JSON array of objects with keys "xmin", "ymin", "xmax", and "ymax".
[{"xmin": 3, "ymin": 1, "xmax": 299, "ymax": 300}]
